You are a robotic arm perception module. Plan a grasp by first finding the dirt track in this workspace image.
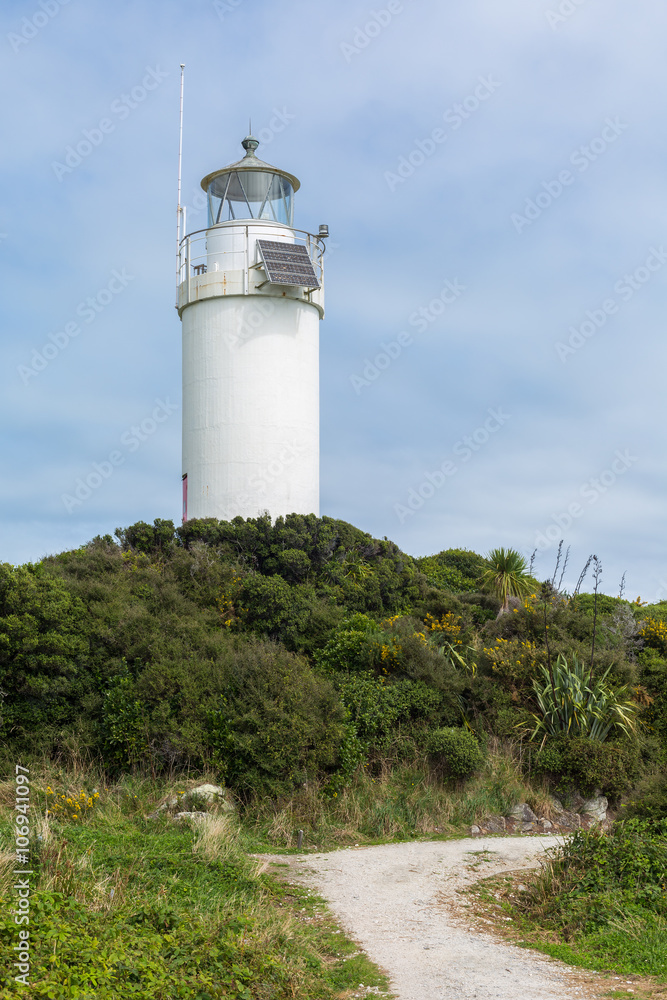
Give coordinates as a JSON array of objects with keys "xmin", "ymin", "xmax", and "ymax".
[{"xmin": 263, "ymin": 837, "xmax": 613, "ymax": 1000}]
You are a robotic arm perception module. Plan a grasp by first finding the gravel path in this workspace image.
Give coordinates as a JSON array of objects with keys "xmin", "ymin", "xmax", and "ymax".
[{"xmin": 263, "ymin": 837, "xmax": 607, "ymax": 1000}]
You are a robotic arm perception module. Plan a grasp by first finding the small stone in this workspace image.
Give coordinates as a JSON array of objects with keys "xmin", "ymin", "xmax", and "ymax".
[
  {"xmin": 470, "ymin": 825, "xmax": 481, "ymax": 835},
  {"xmin": 540, "ymin": 818, "xmax": 553, "ymax": 830}
]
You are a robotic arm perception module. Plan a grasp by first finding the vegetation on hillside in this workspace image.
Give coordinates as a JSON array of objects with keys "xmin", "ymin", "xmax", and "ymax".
[
  {"xmin": 2, "ymin": 513, "xmax": 667, "ymax": 994},
  {"xmin": 0, "ymin": 768, "xmax": 394, "ymax": 999},
  {"xmin": 1, "ymin": 514, "xmax": 666, "ymax": 805}
]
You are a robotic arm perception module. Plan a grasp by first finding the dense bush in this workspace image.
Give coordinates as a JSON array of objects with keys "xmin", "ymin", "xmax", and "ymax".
[
  {"xmin": 0, "ymin": 564, "xmax": 90, "ymax": 748},
  {"xmin": 207, "ymin": 640, "xmax": 346, "ymax": 796},
  {"xmin": 533, "ymin": 732, "xmax": 642, "ymax": 800},
  {"xmin": 416, "ymin": 548, "xmax": 489, "ymax": 592},
  {"xmin": 516, "ymin": 818, "xmax": 667, "ymax": 935},
  {"xmin": 0, "ymin": 515, "xmax": 662, "ymax": 806},
  {"xmin": 622, "ymin": 769, "xmax": 667, "ymax": 819}
]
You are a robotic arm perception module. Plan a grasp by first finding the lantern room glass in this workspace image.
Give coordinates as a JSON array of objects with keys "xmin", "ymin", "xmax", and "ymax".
[{"xmin": 207, "ymin": 170, "xmax": 294, "ymax": 227}]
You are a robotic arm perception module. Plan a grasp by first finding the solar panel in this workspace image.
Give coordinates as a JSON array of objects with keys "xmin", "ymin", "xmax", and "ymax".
[{"xmin": 256, "ymin": 240, "xmax": 320, "ymax": 289}]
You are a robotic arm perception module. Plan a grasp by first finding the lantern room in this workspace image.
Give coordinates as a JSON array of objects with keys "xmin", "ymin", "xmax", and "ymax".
[{"xmin": 200, "ymin": 135, "xmax": 299, "ymax": 227}]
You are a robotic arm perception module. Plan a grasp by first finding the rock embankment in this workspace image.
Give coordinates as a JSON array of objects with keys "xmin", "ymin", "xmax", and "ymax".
[{"xmin": 471, "ymin": 793, "xmax": 609, "ymax": 837}]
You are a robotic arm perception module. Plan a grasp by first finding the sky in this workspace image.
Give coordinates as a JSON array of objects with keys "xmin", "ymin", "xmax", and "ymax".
[{"xmin": 1, "ymin": 0, "xmax": 666, "ymax": 599}]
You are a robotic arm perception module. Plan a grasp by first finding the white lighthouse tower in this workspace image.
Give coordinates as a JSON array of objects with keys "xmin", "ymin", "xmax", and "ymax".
[{"xmin": 177, "ymin": 135, "xmax": 325, "ymax": 522}]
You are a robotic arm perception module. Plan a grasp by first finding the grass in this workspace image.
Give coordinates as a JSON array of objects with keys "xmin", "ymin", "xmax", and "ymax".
[
  {"xmin": 0, "ymin": 764, "xmax": 396, "ymax": 999},
  {"xmin": 0, "ymin": 742, "xmax": 595, "ymax": 997},
  {"xmin": 244, "ymin": 742, "xmax": 553, "ymax": 851}
]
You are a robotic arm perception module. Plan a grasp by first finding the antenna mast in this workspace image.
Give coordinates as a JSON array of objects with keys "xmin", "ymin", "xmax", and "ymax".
[{"xmin": 176, "ymin": 63, "xmax": 185, "ymax": 295}]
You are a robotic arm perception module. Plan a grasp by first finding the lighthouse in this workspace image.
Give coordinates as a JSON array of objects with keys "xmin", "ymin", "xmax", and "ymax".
[{"xmin": 177, "ymin": 135, "xmax": 325, "ymax": 523}]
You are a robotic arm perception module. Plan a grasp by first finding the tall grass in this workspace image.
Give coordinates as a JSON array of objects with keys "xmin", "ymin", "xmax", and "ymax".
[{"xmin": 245, "ymin": 740, "xmax": 552, "ymax": 849}]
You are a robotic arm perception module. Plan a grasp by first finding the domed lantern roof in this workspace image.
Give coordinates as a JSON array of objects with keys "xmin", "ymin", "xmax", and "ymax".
[{"xmin": 201, "ymin": 136, "xmax": 300, "ymax": 227}]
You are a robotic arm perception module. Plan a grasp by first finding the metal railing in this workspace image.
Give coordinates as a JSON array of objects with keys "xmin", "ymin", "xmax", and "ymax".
[{"xmin": 176, "ymin": 224, "xmax": 326, "ymax": 293}]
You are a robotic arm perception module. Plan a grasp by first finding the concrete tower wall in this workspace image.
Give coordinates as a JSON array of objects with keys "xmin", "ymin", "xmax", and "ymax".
[{"xmin": 181, "ymin": 291, "xmax": 320, "ymax": 521}]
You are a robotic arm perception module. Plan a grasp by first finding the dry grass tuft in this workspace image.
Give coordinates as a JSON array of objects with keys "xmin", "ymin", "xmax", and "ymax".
[
  {"xmin": 192, "ymin": 813, "xmax": 240, "ymax": 860},
  {"xmin": 0, "ymin": 847, "xmax": 17, "ymax": 898}
]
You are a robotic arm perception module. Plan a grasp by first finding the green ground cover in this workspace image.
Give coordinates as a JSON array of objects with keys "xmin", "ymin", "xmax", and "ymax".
[{"xmin": 0, "ymin": 771, "xmax": 394, "ymax": 999}]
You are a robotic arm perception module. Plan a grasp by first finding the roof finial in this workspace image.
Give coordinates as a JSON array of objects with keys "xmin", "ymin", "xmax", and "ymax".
[{"xmin": 241, "ymin": 132, "xmax": 259, "ymax": 157}]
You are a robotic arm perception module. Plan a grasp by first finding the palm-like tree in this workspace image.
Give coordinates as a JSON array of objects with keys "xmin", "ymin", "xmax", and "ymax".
[{"xmin": 479, "ymin": 547, "xmax": 532, "ymax": 613}]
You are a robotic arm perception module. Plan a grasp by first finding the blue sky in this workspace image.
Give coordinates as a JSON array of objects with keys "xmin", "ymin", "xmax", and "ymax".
[{"xmin": 1, "ymin": 0, "xmax": 666, "ymax": 599}]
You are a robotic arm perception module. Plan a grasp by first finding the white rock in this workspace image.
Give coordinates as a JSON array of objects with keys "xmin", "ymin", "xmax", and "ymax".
[
  {"xmin": 150, "ymin": 784, "xmax": 234, "ymax": 819},
  {"xmin": 188, "ymin": 783, "xmax": 225, "ymax": 802},
  {"xmin": 581, "ymin": 794, "xmax": 608, "ymax": 822}
]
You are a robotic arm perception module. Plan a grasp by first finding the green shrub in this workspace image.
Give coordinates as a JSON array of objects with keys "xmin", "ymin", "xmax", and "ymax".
[
  {"xmin": 516, "ymin": 819, "xmax": 667, "ymax": 935},
  {"xmin": 207, "ymin": 642, "xmax": 346, "ymax": 796},
  {"xmin": 115, "ymin": 518, "xmax": 175, "ymax": 555},
  {"xmin": 533, "ymin": 732, "xmax": 641, "ymax": 800},
  {"xmin": 237, "ymin": 574, "xmax": 312, "ymax": 649},
  {"xmin": 622, "ymin": 770, "xmax": 667, "ymax": 820},
  {"xmin": 339, "ymin": 675, "xmax": 444, "ymax": 745},
  {"xmin": 100, "ymin": 669, "xmax": 149, "ymax": 768},
  {"xmin": 426, "ymin": 726, "xmax": 485, "ymax": 780},
  {"xmin": 638, "ymin": 648, "xmax": 667, "ymax": 743},
  {"xmin": 0, "ymin": 564, "xmax": 90, "ymax": 749},
  {"xmin": 416, "ymin": 549, "xmax": 489, "ymax": 592},
  {"xmin": 312, "ymin": 614, "xmax": 380, "ymax": 673}
]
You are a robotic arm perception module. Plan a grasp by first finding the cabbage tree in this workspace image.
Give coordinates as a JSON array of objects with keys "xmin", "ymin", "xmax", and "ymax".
[{"xmin": 479, "ymin": 547, "xmax": 532, "ymax": 613}]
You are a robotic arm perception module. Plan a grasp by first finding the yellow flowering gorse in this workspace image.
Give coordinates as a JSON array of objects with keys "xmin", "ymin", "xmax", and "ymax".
[
  {"xmin": 46, "ymin": 787, "xmax": 99, "ymax": 822},
  {"xmin": 423, "ymin": 612, "xmax": 464, "ymax": 645},
  {"xmin": 639, "ymin": 617, "xmax": 667, "ymax": 655}
]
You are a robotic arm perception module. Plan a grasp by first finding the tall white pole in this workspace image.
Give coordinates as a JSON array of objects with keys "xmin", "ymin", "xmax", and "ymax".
[{"xmin": 176, "ymin": 64, "xmax": 185, "ymax": 296}]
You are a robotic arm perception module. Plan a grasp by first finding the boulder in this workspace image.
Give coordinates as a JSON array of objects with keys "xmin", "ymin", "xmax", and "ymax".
[
  {"xmin": 172, "ymin": 811, "xmax": 207, "ymax": 822},
  {"xmin": 555, "ymin": 810, "xmax": 581, "ymax": 829},
  {"xmin": 581, "ymin": 794, "xmax": 608, "ymax": 822},
  {"xmin": 188, "ymin": 783, "xmax": 223, "ymax": 802},
  {"xmin": 482, "ymin": 815, "xmax": 507, "ymax": 833},
  {"xmin": 150, "ymin": 784, "xmax": 234, "ymax": 819},
  {"xmin": 508, "ymin": 803, "xmax": 538, "ymax": 823}
]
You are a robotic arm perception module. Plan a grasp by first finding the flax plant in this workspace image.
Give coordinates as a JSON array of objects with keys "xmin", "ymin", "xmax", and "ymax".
[{"xmin": 531, "ymin": 653, "xmax": 638, "ymax": 741}]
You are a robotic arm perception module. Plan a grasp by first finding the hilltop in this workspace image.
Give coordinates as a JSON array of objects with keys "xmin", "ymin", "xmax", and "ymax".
[{"xmin": 1, "ymin": 513, "xmax": 665, "ymax": 814}]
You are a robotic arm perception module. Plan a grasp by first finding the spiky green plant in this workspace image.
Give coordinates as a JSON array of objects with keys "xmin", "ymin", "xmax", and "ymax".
[
  {"xmin": 531, "ymin": 654, "xmax": 638, "ymax": 741},
  {"xmin": 479, "ymin": 547, "xmax": 532, "ymax": 613}
]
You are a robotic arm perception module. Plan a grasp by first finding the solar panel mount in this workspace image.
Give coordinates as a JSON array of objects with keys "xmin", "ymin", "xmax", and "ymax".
[{"xmin": 256, "ymin": 240, "xmax": 320, "ymax": 290}]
